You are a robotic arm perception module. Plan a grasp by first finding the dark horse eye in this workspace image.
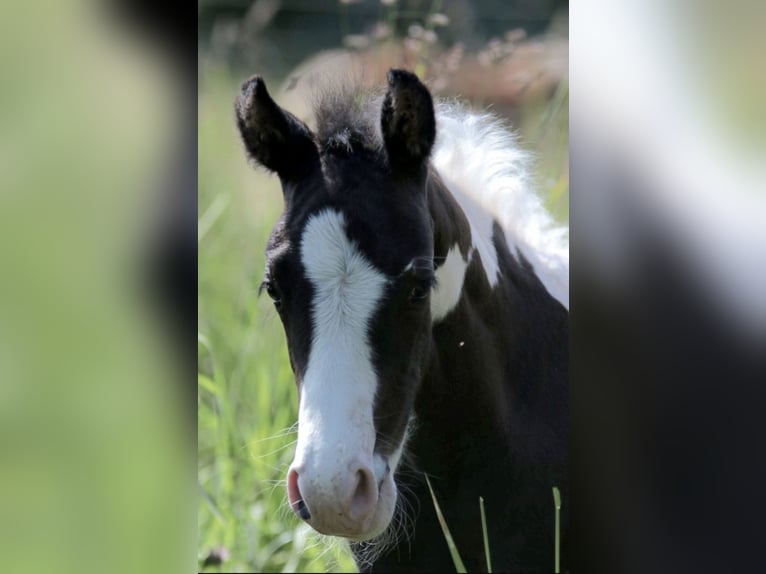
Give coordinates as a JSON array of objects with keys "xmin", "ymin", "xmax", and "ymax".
[
  {"xmin": 409, "ymin": 284, "xmax": 430, "ymax": 302},
  {"xmin": 260, "ymin": 280, "xmax": 282, "ymax": 307}
]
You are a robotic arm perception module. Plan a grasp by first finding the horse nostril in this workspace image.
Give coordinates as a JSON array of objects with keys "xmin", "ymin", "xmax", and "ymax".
[
  {"xmin": 287, "ymin": 467, "xmax": 311, "ymax": 521},
  {"xmin": 349, "ymin": 465, "xmax": 378, "ymax": 522},
  {"xmin": 295, "ymin": 498, "xmax": 311, "ymax": 521}
]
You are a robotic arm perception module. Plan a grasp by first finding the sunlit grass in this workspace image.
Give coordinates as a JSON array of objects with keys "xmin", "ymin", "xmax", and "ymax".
[
  {"xmin": 424, "ymin": 474, "xmax": 467, "ymax": 573},
  {"xmin": 479, "ymin": 496, "xmax": 493, "ymax": 573},
  {"xmin": 553, "ymin": 486, "xmax": 561, "ymax": 574},
  {"xmin": 424, "ymin": 477, "xmax": 562, "ymax": 574}
]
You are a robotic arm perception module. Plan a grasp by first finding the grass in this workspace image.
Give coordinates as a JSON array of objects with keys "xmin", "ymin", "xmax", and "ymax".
[
  {"xmin": 197, "ymin": 52, "xmax": 568, "ymax": 572},
  {"xmin": 553, "ymin": 486, "xmax": 562, "ymax": 574},
  {"xmin": 425, "ymin": 479, "xmax": 562, "ymax": 574},
  {"xmin": 479, "ymin": 496, "xmax": 493, "ymax": 573},
  {"xmin": 425, "ymin": 474, "xmax": 468, "ymax": 573}
]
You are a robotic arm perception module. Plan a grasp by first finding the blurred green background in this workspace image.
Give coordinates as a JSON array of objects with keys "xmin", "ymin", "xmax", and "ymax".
[
  {"xmin": 0, "ymin": 3, "xmax": 190, "ymax": 574},
  {"xmin": 198, "ymin": 1, "xmax": 569, "ymax": 571}
]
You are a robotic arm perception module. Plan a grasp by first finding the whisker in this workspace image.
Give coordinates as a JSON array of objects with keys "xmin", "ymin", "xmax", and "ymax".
[{"xmin": 250, "ymin": 439, "xmax": 298, "ymax": 460}]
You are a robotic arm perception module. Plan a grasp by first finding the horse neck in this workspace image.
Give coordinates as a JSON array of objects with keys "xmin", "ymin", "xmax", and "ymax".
[
  {"xmin": 364, "ymin": 168, "xmax": 569, "ymax": 573},
  {"xmin": 413, "ymin": 168, "xmax": 570, "ymax": 474}
]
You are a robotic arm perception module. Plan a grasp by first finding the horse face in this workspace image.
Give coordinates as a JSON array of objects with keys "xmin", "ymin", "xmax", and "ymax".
[{"xmin": 237, "ymin": 70, "xmax": 436, "ymax": 540}]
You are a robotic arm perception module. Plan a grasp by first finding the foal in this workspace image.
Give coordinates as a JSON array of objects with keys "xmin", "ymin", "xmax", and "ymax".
[{"xmin": 236, "ymin": 69, "xmax": 569, "ymax": 572}]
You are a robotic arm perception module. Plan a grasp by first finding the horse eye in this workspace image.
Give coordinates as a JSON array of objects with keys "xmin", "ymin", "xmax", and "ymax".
[
  {"xmin": 261, "ymin": 281, "xmax": 282, "ymax": 306},
  {"xmin": 409, "ymin": 284, "xmax": 430, "ymax": 302}
]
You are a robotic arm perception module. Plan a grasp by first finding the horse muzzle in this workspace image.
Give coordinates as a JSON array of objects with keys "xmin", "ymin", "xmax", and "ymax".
[{"xmin": 286, "ymin": 454, "xmax": 395, "ymax": 539}]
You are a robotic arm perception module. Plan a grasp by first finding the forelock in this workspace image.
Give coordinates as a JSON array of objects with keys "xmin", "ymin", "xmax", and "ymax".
[{"xmin": 311, "ymin": 80, "xmax": 385, "ymax": 158}]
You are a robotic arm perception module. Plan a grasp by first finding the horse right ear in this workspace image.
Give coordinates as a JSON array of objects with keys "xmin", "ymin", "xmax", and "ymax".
[
  {"xmin": 236, "ymin": 75, "xmax": 319, "ymax": 182},
  {"xmin": 380, "ymin": 69, "xmax": 436, "ymax": 176}
]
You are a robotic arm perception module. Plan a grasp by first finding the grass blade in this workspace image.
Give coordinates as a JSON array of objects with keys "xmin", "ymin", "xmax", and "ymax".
[
  {"xmin": 425, "ymin": 474, "xmax": 467, "ymax": 573},
  {"xmin": 198, "ymin": 373, "xmax": 220, "ymax": 396},
  {"xmin": 552, "ymin": 486, "xmax": 561, "ymax": 574},
  {"xmin": 479, "ymin": 496, "xmax": 492, "ymax": 573},
  {"xmin": 198, "ymin": 194, "xmax": 229, "ymax": 243},
  {"xmin": 199, "ymin": 482, "xmax": 226, "ymax": 526}
]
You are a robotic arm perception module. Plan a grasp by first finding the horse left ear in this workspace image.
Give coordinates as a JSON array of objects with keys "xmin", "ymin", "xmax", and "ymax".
[
  {"xmin": 236, "ymin": 75, "xmax": 319, "ymax": 182},
  {"xmin": 381, "ymin": 69, "xmax": 436, "ymax": 175}
]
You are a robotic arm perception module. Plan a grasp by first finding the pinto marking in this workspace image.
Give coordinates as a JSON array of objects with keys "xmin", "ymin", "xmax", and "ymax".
[
  {"xmin": 432, "ymin": 103, "xmax": 569, "ymax": 308},
  {"xmin": 444, "ymin": 183, "xmax": 501, "ymax": 288},
  {"xmin": 430, "ymin": 245, "xmax": 470, "ymax": 322}
]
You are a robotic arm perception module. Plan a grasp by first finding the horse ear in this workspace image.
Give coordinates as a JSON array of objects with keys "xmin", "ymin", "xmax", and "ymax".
[
  {"xmin": 381, "ymin": 69, "xmax": 436, "ymax": 175},
  {"xmin": 236, "ymin": 75, "xmax": 319, "ymax": 181}
]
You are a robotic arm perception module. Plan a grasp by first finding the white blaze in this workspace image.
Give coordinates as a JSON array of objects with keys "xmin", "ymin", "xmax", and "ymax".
[{"xmin": 294, "ymin": 209, "xmax": 387, "ymax": 496}]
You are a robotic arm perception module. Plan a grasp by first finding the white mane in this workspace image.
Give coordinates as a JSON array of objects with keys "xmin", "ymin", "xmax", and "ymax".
[{"xmin": 431, "ymin": 102, "xmax": 570, "ymax": 309}]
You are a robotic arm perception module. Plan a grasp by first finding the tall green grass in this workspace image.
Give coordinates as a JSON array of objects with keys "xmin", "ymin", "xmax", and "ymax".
[{"xmin": 426, "ymin": 478, "xmax": 562, "ymax": 574}]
